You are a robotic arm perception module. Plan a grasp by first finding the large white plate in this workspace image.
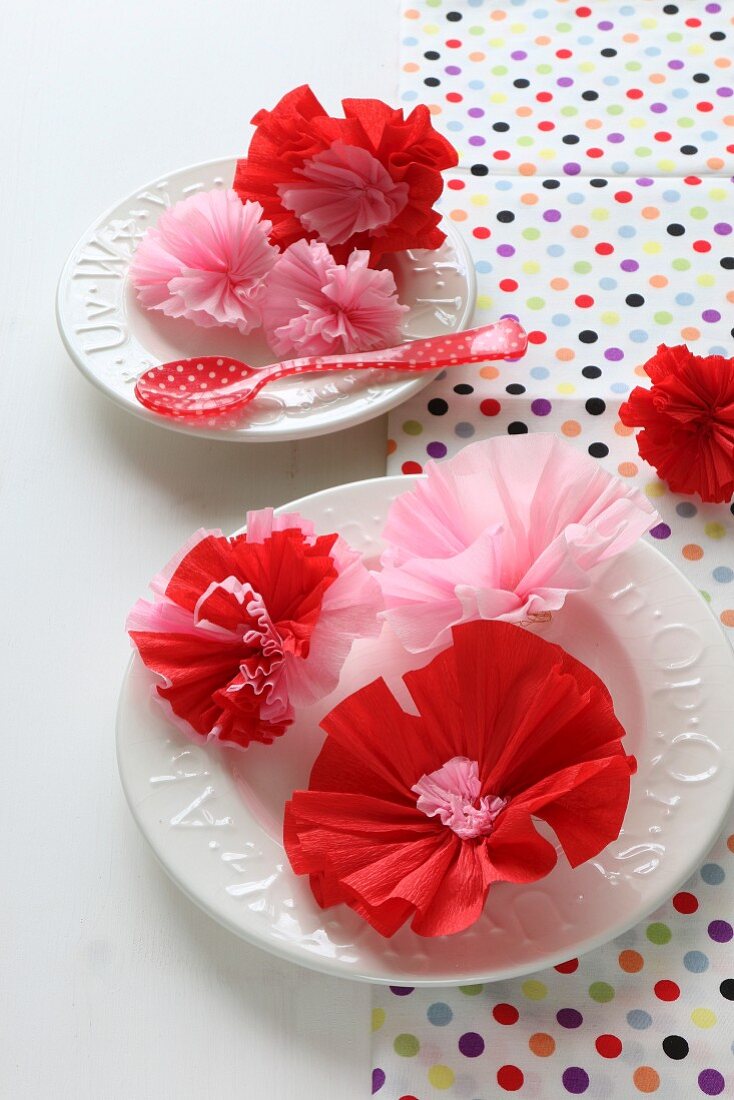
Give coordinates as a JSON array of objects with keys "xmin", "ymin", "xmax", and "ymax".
[
  {"xmin": 117, "ymin": 476, "xmax": 734, "ymax": 985},
  {"xmin": 57, "ymin": 159, "xmax": 475, "ymax": 442}
]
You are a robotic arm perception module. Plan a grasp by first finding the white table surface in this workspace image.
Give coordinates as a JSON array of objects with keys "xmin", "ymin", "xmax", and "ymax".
[{"xmin": 1, "ymin": 3, "xmax": 398, "ymax": 1096}]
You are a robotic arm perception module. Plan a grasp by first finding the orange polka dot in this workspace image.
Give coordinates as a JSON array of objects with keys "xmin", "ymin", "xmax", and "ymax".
[
  {"xmin": 535, "ymin": 34, "xmax": 551, "ymax": 44},
  {"xmin": 618, "ymin": 462, "xmax": 639, "ymax": 478},
  {"xmin": 479, "ymin": 365, "xmax": 499, "ymax": 380},
  {"xmin": 428, "ymin": 104, "xmax": 442, "ymax": 115},
  {"xmin": 708, "ymin": 157, "xmax": 725, "ymax": 170},
  {"xmin": 649, "ymin": 275, "xmax": 668, "ymax": 287},
  {"xmin": 724, "ymin": 115, "xmax": 734, "ymax": 126},
  {"xmin": 642, "ymin": 207, "xmax": 660, "ymax": 220},
  {"xmin": 633, "ymin": 1067, "xmax": 660, "ymax": 1093},
  {"xmin": 727, "ymin": 834, "xmax": 734, "ymax": 853},
  {"xmin": 529, "ymin": 1033, "xmax": 555, "ymax": 1057},
  {"xmin": 403, "ymin": 62, "xmax": 419, "ymax": 73},
  {"xmin": 571, "ymin": 225, "xmax": 589, "ymax": 238},
  {"xmin": 715, "ymin": 57, "xmax": 731, "ymax": 69},
  {"xmin": 519, "ymin": 163, "xmax": 537, "ymax": 176},
  {"xmin": 720, "ymin": 610, "xmax": 734, "ymax": 628},
  {"xmin": 615, "ymin": 422, "xmax": 635, "ymax": 437},
  {"xmin": 469, "ymin": 51, "xmax": 486, "ymax": 62},
  {"xmin": 586, "ymin": 118, "xmax": 603, "ymax": 130},
  {"xmin": 562, "ymin": 420, "xmax": 582, "ymax": 437},
  {"xmin": 683, "ymin": 544, "xmax": 704, "ymax": 561},
  {"xmin": 556, "ymin": 348, "xmax": 575, "ymax": 361},
  {"xmin": 623, "ymin": 32, "xmax": 639, "ymax": 43},
  {"xmin": 491, "ymin": 8, "xmax": 507, "ymax": 19},
  {"xmin": 550, "ymin": 277, "xmax": 569, "ymax": 290},
  {"xmin": 387, "ymin": 438, "xmax": 397, "ymax": 456},
  {"xmin": 516, "ymin": 106, "xmax": 533, "ymax": 118},
  {"xmin": 404, "ymin": 7, "xmax": 419, "ymax": 16},
  {"xmin": 634, "ymin": 364, "xmax": 648, "ymax": 377},
  {"xmin": 521, "ymin": 192, "xmax": 539, "ymax": 204},
  {"xmin": 450, "ymin": 209, "xmax": 468, "ymax": 222},
  {"xmin": 649, "ymin": 73, "xmax": 666, "ymax": 84},
  {"xmin": 681, "ymin": 326, "xmax": 700, "ymax": 341},
  {"xmin": 726, "ymin": 291, "xmax": 734, "ymax": 304},
  {"xmin": 619, "ymin": 949, "xmax": 644, "ymax": 973}
]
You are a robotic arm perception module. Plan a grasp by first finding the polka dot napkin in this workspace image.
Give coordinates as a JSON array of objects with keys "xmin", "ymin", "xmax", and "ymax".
[{"xmin": 374, "ymin": 2, "xmax": 734, "ymax": 1097}]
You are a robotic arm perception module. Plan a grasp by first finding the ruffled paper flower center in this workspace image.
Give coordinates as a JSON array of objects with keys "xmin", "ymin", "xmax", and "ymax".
[
  {"xmin": 276, "ymin": 143, "xmax": 409, "ymax": 246},
  {"xmin": 412, "ymin": 756, "xmax": 507, "ymax": 840}
]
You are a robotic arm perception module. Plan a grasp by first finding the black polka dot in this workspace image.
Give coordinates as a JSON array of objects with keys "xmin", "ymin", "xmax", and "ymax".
[
  {"xmin": 667, "ymin": 224, "xmax": 685, "ymax": 236},
  {"xmin": 590, "ymin": 178, "xmax": 608, "ymax": 188},
  {"xmin": 582, "ymin": 366, "xmax": 602, "ymax": 379},
  {"xmin": 424, "ymin": 77, "xmax": 440, "ymax": 87},
  {"xmin": 424, "ymin": 50, "xmax": 440, "ymax": 60},
  {"xmin": 662, "ymin": 1036, "xmax": 689, "ymax": 1060},
  {"xmin": 427, "ymin": 398, "xmax": 448, "ymax": 416},
  {"xmin": 514, "ymin": 78, "xmax": 530, "ymax": 89},
  {"xmin": 446, "ymin": 10, "xmax": 462, "ymax": 20},
  {"xmin": 663, "ymin": 3, "xmax": 679, "ymax": 12},
  {"xmin": 680, "ymin": 145, "xmax": 698, "ymax": 156},
  {"xmin": 543, "ymin": 179, "xmax": 561, "ymax": 189},
  {"xmin": 497, "ymin": 210, "xmax": 515, "ymax": 223},
  {"xmin": 693, "ymin": 72, "xmax": 710, "ymax": 83},
  {"xmin": 720, "ymin": 257, "xmax": 734, "ymax": 270},
  {"xmin": 585, "ymin": 398, "xmax": 606, "ymax": 415},
  {"xmin": 719, "ymin": 979, "xmax": 734, "ymax": 1000},
  {"xmin": 507, "ymin": 421, "xmax": 528, "ymax": 435},
  {"xmin": 578, "ymin": 330, "xmax": 598, "ymax": 344},
  {"xmin": 581, "ymin": 90, "xmax": 599, "ymax": 101},
  {"xmin": 588, "ymin": 442, "xmax": 609, "ymax": 459},
  {"xmin": 506, "ymin": 383, "xmax": 525, "ymax": 395},
  {"xmin": 492, "ymin": 121, "xmax": 510, "ymax": 132},
  {"xmin": 562, "ymin": 134, "xmax": 580, "ymax": 145},
  {"xmin": 710, "ymin": 31, "xmax": 726, "ymax": 41},
  {"xmin": 453, "ymin": 383, "xmax": 474, "ymax": 395},
  {"xmin": 471, "ymin": 164, "xmax": 489, "ymax": 176},
  {"xmin": 600, "ymin": 48, "xmax": 617, "ymax": 57},
  {"xmin": 730, "ymin": 504, "xmax": 734, "ymax": 517},
  {"xmin": 626, "ymin": 293, "xmax": 645, "ymax": 307}
]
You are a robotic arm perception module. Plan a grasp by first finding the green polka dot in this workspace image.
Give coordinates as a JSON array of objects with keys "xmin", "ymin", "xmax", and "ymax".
[
  {"xmin": 394, "ymin": 1033, "xmax": 420, "ymax": 1057},
  {"xmin": 526, "ymin": 296, "xmax": 545, "ymax": 310},
  {"xmin": 537, "ymin": 63, "xmax": 553, "ymax": 74},
  {"xmin": 518, "ymin": 135, "xmax": 535, "ymax": 147},
  {"xmin": 425, "ymin": 0, "xmax": 441, "ymax": 6},
  {"xmin": 574, "ymin": 261, "xmax": 592, "ymax": 274},
  {"xmin": 402, "ymin": 420, "xmax": 423, "ymax": 436},
  {"xmin": 477, "ymin": 294, "xmax": 493, "ymax": 310},
  {"xmin": 679, "ymin": 117, "xmax": 695, "ymax": 129},
  {"xmin": 634, "ymin": 147, "xmax": 652, "ymax": 158},
  {"xmin": 672, "ymin": 258, "xmax": 691, "ymax": 271},
  {"xmin": 522, "ymin": 228, "xmax": 541, "ymax": 241},
  {"xmin": 705, "ymin": 522, "xmax": 726, "ymax": 540},
  {"xmin": 522, "ymin": 980, "xmax": 548, "ymax": 1001},
  {"xmin": 561, "ymin": 106, "xmax": 578, "ymax": 117},
  {"xmin": 468, "ymin": 25, "xmax": 484, "ymax": 35},
  {"xmin": 459, "ymin": 984, "xmax": 484, "ymax": 996},
  {"xmin": 654, "ymin": 311, "xmax": 673, "ymax": 325},
  {"xmin": 625, "ymin": 61, "xmax": 642, "ymax": 71},
  {"xmin": 690, "ymin": 206, "xmax": 708, "ymax": 220},
  {"xmin": 607, "ymin": 104, "xmax": 624, "ymax": 116},
  {"xmin": 589, "ymin": 981, "xmax": 615, "ymax": 1003},
  {"xmin": 492, "ymin": 65, "xmax": 508, "ymax": 76},
  {"xmin": 701, "ymin": 590, "xmax": 712, "ymax": 603},
  {"xmin": 647, "ymin": 922, "xmax": 672, "ymax": 945},
  {"xmin": 556, "ymin": 21, "xmax": 572, "ymax": 32},
  {"xmin": 372, "ymin": 1008, "xmax": 385, "ymax": 1031}
]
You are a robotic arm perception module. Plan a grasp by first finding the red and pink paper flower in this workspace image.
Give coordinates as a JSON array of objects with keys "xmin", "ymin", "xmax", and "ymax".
[
  {"xmin": 130, "ymin": 189, "xmax": 277, "ymax": 334},
  {"xmin": 285, "ymin": 619, "xmax": 635, "ymax": 937},
  {"xmin": 619, "ymin": 344, "xmax": 734, "ymax": 504},
  {"xmin": 233, "ymin": 84, "xmax": 458, "ymax": 264},
  {"xmin": 378, "ymin": 435, "xmax": 658, "ymax": 653},
  {"xmin": 127, "ymin": 510, "xmax": 382, "ymax": 750}
]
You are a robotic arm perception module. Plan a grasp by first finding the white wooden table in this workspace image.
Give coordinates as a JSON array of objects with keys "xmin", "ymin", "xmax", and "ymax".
[{"xmin": 1, "ymin": 3, "xmax": 397, "ymax": 1095}]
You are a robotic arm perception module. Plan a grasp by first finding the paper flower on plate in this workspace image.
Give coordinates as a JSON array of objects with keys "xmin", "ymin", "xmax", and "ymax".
[
  {"xmin": 261, "ymin": 240, "xmax": 407, "ymax": 357},
  {"xmin": 377, "ymin": 434, "xmax": 658, "ymax": 653},
  {"xmin": 127, "ymin": 510, "xmax": 382, "ymax": 750},
  {"xmin": 233, "ymin": 84, "xmax": 458, "ymax": 264},
  {"xmin": 129, "ymin": 189, "xmax": 277, "ymax": 334},
  {"xmin": 284, "ymin": 620, "xmax": 635, "ymax": 937},
  {"xmin": 619, "ymin": 344, "xmax": 734, "ymax": 504}
]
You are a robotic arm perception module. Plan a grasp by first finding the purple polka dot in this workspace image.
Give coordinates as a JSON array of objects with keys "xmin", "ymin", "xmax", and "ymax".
[
  {"xmin": 497, "ymin": 244, "xmax": 515, "ymax": 257},
  {"xmin": 564, "ymin": 163, "xmax": 581, "ymax": 175},
  {"xmin": 714, "ymin": 222, "xmax": 732, "ymax": 235},
  {"xmin": 544, "ymin": 209, "xmax": 562, "ymax": 222},
  {"xmin": 598, "ymin": 20, "xmax": 614, "ymax": 30},
  {"xmin": 636, "ymin": 178, "xmax": 654, "ymax": 186},
  {"xmin": 390, "ymin": 986, "xmax": 414, "ymax": 996},
  {"xmin": 511, "ymin": 50, "xmax": 527, "ymax": 60},
  {"xmin": 608, "ymin": 132, "xmax": 625, "ymax": 143},
  {"xmin": 650, "ymin": 102, "xmax": 668, "ymax": 114},
  {"xmin": 532, "ymin": 399, "xmax": 552, "ymax": 416},
  {"xmin": 708, "ymin": 920, "xmax": 733, "ymax": 943},
  {"xmin": 702, "ymin": 309, "xmax": 721, "ymax": 323},
  {"xmin": 604, "ymin": 347, "xmax": 624, "ymax": 361},
  {"xmin": 468, "ymin": 135, "xmax": 485, "ymax": 147},
  {"xmin": 621, "ymin": 259, "xmax": 639, "ymax": 272},
  {"xmin": 458, "ymin": 1032, "xmax": 485, "ymax": 1058},
  {"xmin": 372, "ymin": 1068, "xmax": 385, "ymax": 1094},
  {"xmin": 427, "ymin": 442, "xmax": 448, "ymax": 459},
  {"xmin": 557, "ymin": 1009, "xmax": 583, "ymax": 1029},
  {"xmin": 706, "ymin": 2, "xmax": 721, "ymax": 11},
  {"xmin": 669, "ymin": 59, "xmax": 684, "ymax": 70},
  {"xmin": 562, "ymin": 1066, "xmax": 590, "ymax": 1094},
  {"xmin": 698, "ymin": 1069, "xmax": 725, "ymax": 1096},
  {"xmin": 468, "ymin": 107, "xmax": 485, "ymax": 118},
  {"xmin": 717, "ymin": 87, "xmax": 733, "ymax": 98},
  {"xmin": 650, "ymin": 523, "xmax": 672, "ymax": 540},
  {"xmin": 445, "ymin": 65, "xmax": 461, "ymax": 76},
  {"xmin": 557, "ymin": 76, "xmax": 574, "ymax": 88}
]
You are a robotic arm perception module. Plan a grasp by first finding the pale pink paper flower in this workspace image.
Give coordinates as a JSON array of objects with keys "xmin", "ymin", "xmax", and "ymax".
[
  {"xmin": 261, "ymin": 239, "xmax": 408, "ymax": 357},
  {"xmin": 412, "ymin": 757, "xmax": 507, "ymax": 840},
  {"xmin": 378, "ymin": 435, "xmax": 659, "ymax": 653},
  {"xmin": 130, "ymin": 188, "xmax": 277, "ymax": 334},
  {"xmin": 277, "ymin": 142, "xmax": 410, "ymax": 246}
]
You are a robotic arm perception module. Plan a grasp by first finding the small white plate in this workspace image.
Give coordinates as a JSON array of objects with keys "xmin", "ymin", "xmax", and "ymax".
[
  {"xmin": 57, "ymin": 159, "xmax": 475, "ymax": 442},
  {"xmin": 117, "ymin": 477, "xmax": 734, "ymax": 985}
]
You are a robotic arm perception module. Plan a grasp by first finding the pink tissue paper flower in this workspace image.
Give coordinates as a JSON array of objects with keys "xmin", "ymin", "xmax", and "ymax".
[
  {"xmin": 261, "ymin": 239, "xmax": 408, "ymax": 357},
  {"xmin": 130, "ymin": 188, "xmax": 278, "ymax": 334},
  {"xmin": 378, "ymin": 434, "xmax": 658, "ymax": 653}
]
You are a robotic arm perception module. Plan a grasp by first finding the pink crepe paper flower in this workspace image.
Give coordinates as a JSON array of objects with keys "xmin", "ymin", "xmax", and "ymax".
[
  {"xmin": 130, "ymin": 188, "xmax": 278, "ymax": 334},
  {"xmin": 378, "ymin": 435, "xmax": 659, "ymax": 653},
  {"xmin": 261, "ymin": 239, "xmax": 408, "ymax": 357}
]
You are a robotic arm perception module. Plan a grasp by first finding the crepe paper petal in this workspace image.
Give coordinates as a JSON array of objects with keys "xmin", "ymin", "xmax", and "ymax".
[
  {"xmin": 233, "ymin": 84, "xmax": 458, "ymax": 264},
  {"xmin": 261, "ymin": 240, "xmax": 407, "ymax": 357},
  {"xmin": 127, "ymin": 509, "xmax": 382, "ymax": 750},
  {"xmin": 619, "ymin": 343, "xmax": 734, "ymax": 504},
  {"xmin": 284, "ymin": 619, "xmax": 634, "ymax": 938},
  {"xmin": 377, "ymin": 434, "xmax": 659, "ymax": 653},
  {"xmin": 129, "ymin": 189, "xmax": 277, "ymax": 334}
]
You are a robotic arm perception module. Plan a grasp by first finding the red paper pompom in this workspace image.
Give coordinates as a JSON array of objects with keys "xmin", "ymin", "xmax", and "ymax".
[{"xmin": 284, "ymin": 620, "xmax": 635, "ymax": 938}]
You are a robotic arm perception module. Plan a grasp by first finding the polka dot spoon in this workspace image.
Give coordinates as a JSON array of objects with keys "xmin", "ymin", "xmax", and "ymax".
[{"xmin": 134, "ymin": 318, "xmax": 529, "ymax": 422}]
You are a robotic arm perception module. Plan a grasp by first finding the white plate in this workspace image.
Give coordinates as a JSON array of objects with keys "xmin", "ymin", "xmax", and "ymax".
[
  {"xmin": 57, "ymin": 158, "xmax": 475, "ymax": 442},
  {"xmin": 117, "ymin": 477, "xmax": 734, "ymax": 985}
]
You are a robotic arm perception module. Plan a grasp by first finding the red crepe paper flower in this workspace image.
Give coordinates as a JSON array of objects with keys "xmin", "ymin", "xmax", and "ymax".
[
  {"xmin": 284, "ymin": 620, "xmax": 635, "ymax": 938},
  {"xmin": 619, "ymin": 344, "xmax": 734, "ymax": 504},
  {"xmin": 127, "ymin": 510, "xmax": 381, "ymax": 750},
  {"xmin": 233, "ymin": 84, "xmax": 458, "ymax": 265}
]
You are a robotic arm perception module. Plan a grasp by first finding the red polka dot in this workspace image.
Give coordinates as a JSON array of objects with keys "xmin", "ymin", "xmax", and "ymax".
[
  {"xmin": 576, "ymin": 5, "xmax": 591, "ymax": 15},
  {"xmin": 673, "ymin": 892, "xmax": 699, "ymax": 915},
  {"xmin": 497, "ymin": 1065, "xmax": 525, "ymax": 1092},
  {"xmin": 555, "ymin": 958, "xmax": 579, "ymax": 974},
  {"xmin": 494, "ymin": 150, "xmax": 511, "ymax": 161},
  {"xmin": 697, "ymin": 101, "xmax": 714, "ymax": 112},
  {"xmin": 693, "ymin": 240, "xmax": 711, "ymax": 253},
  {"xmin": 684, "ymin": 176, "xmax": 702, "ymax": 186},
  {"xmin": 494, "ymin": 1003, "xmax": 520, "ymax": 1025},
  {"xmin": 473, "ymin": 226, "xmax": 491, "ymax": 240},
  {"xmin": 587, "ymin": 147, "xmax": 604, "ymax": 158},
  {"xmin": 615, "ymin": 191, "xmax": 633, "ymax": 203},
  {"xmin": 499, "ymin": 278, "xmax": 518, "ymax": 291},
  {"xmin": 447, "ymin": 179, "xmax": 465, "ymax": 190},
  {"xmin": 654, "ymin": 131, "xmax": 672, "ymax": 142},
  {"xmin": 654, "ymin": 980, "xmax": 680, "ymax": 1002},
  {"xmin": 627, "ymin": 88, "xmax": 644, "ymax": 100},
  {"xmin": 399, "ymin": 1096, "xmax": 419, "ymax": 1100},
  {"xmin": 556, "ymin": 48, "xmax": 573, "ymax": 59},
  {"xmin": 596, "ymin": 242, "xmax": 614, "ymax": 255},
  {"xmin": 686, "ymin": 16, "xmax": 701, "ymax": 26},
  {"xmin": 596, "ymin": 1034, "xmax": 623, "ymax": 1059},
  {"xmin": 575, "ymin": 294, "xmax": 594, "ymax": 308},
  {"xmin": 527, "ymin": 330, "xmax": 547, "ymax": 344},
  {"xmin": 537, "ymin": 91, "xmax": 553, "ymax": 103},
  {"xmin": 445, "ymin": 38, "xmax": 461, "ymax": 48},
  {"xmin": 538, "ymin": 120, "xmax": 556, "ymax": 131},
  {"xmin": 446, "ymin": 91, "xmax": 463, "ymax": 103},
  {"xmin": 401, "ymin": 461, "xmax": 423, "ymax": 475},
  {"xmin": 480, "ymin": 398, "xmax": 502, "ymax": 416}
]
